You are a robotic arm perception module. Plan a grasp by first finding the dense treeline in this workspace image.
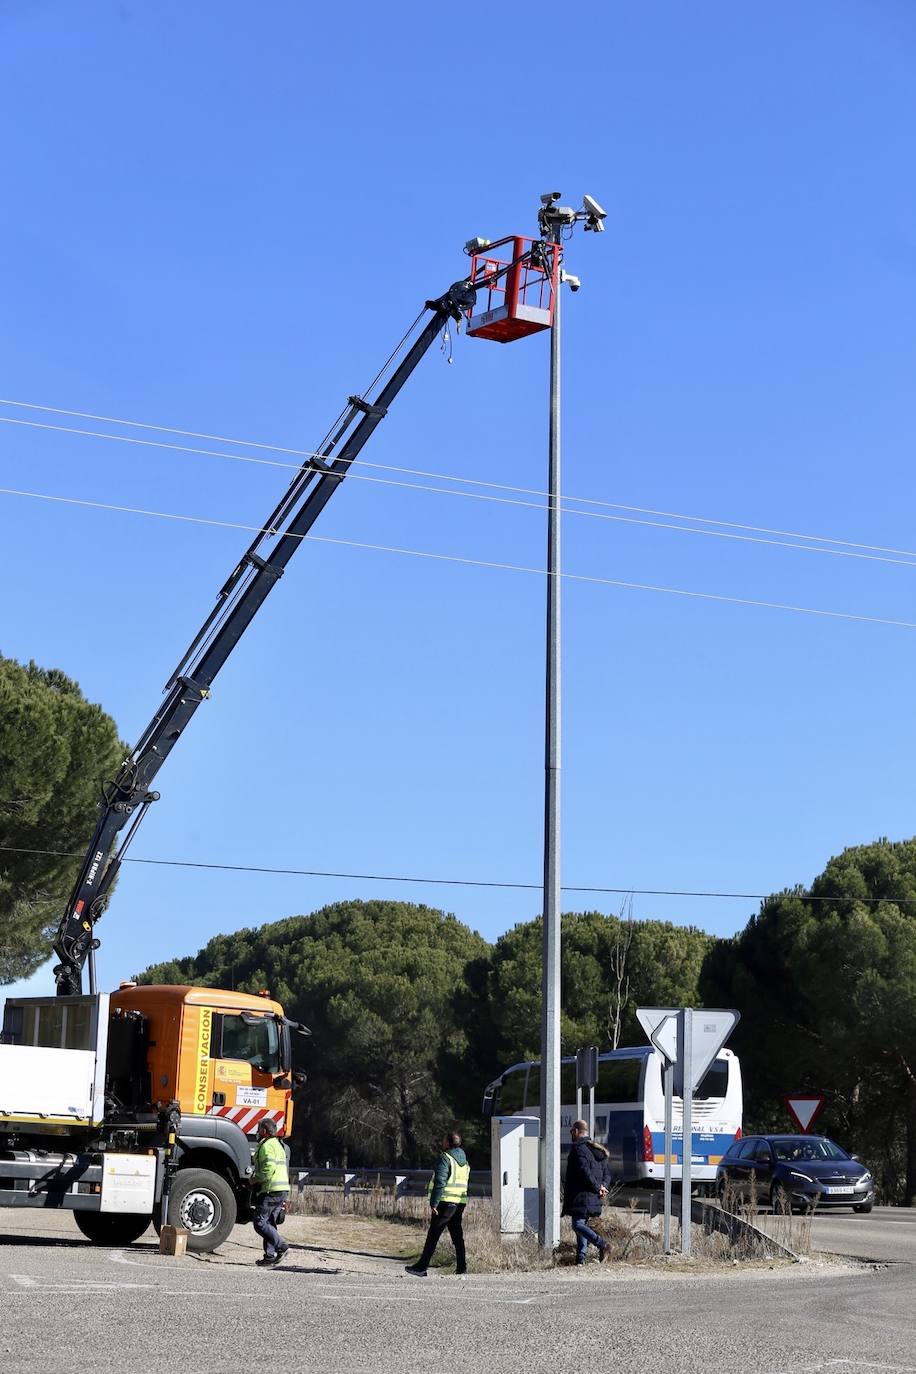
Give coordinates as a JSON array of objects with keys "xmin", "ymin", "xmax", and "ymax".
[
  {"xmin": 139, "ymin": 839, "xmax": 916, "ymax": 1203},
  {"xmin": 138, "ymin": 900, "xmax": 713, "ymax": 1166},
  {"xmin": 701, "ymin": 839, "xmax": 916, "ymax": 1205}
]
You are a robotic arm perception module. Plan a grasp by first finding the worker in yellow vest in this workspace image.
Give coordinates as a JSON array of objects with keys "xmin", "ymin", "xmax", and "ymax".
[
  {"xmin": 405, "ymin": 1129, "xmax": 470, "ymax": 1277},
  {"xmin": 251, "ymin": 1118, "xmax": 291, "ymax": 1267}
]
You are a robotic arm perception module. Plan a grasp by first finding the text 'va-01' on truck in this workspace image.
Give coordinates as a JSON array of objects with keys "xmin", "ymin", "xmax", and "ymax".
[{"xmin": 0, "ymin": 205, "xmax": 568, "ymax": 1250}]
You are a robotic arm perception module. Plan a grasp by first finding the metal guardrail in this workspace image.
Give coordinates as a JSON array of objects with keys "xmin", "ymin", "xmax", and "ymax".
[{"xmin": 290, "ymin": 1167, "xmax": 492, "ymax": 1200}]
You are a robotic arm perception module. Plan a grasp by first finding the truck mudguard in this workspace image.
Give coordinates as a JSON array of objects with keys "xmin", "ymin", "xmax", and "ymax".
[{"xmin": 175, "ymin": 1114, "xmax": 253, "ymax": 1179}]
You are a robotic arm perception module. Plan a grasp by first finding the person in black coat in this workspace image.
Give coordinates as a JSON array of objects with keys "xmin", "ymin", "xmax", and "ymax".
[{"xmin": 562, "ymin": 1119, "xmax": 609, "ymax": 1264}]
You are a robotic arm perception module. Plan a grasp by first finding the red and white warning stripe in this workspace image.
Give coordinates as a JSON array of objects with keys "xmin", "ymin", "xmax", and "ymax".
[{"xmin": 207, "ymin": 1105, "xmax": 286, "ymax": 1136}]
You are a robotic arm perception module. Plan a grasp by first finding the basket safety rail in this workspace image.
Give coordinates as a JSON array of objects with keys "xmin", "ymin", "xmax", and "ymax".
[{"xmin": 466, "ymin": 235, "xmax": 560, "ymax": 343}]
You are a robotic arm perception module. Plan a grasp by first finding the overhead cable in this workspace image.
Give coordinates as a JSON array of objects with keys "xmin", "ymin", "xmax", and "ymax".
[
  {"xmin": 2, "ymin": 482, "xmax": 915, "ymax": 630},
  {"xmin": 6, "ymin": 413, "xmax": 916, "ymax": 571},
  {"xmin": 0, "ymin": 844, "xmax": 910, "ymax": 905},
  {"xmin": 2, "ymin": 398, "xmax": 914, "ymax": 563}
]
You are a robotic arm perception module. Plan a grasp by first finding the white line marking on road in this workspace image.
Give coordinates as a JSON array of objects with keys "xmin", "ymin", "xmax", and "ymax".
[
  {"xmin": 9, "ymin": 1278, "xmax": 156, "ymax": 1291},
  {"xmin": 110, "ymin": 1249, "xmax": 163, "ymax": 1270},
  {"xmin": 766, "ymin": 1361, "xmax": 916, "ymax": 1373},
  {"xmin": 309, "ymin": 1283, "xmax": 541, "ymax": 1306}
]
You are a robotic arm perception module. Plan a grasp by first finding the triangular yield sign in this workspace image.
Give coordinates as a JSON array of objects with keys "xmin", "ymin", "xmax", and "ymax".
[{"xmin": 783, "ymin": 1094, "xmax": 825, "ymax": 1132}]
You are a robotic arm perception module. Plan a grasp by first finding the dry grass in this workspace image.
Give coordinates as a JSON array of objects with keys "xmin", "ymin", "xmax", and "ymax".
[
  {"xmin": 715, "ymin": 1179, "xmax": 814, "ymax": 1258},
  {"xmin": 289, "ymin": 1184, "xmax": 801, "ymax": 1272},
  {"xmin": 290, "ymin": 1184, "xmax": 429, "ymax": 1224}
]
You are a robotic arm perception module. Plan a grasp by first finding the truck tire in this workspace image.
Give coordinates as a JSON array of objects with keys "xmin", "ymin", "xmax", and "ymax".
[
  {"xmin": 164, "ymin": 1167, "xmax": 237, "ymax": 1252},
  {"xmin": 74, "ymin": 1211, "xmax": 153, "ymax": 1247}
]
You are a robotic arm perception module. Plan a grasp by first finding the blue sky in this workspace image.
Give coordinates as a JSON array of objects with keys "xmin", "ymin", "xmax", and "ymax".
[{"xmin": 2, "ymin": 1, "xmax": 915, "ymax": 998}]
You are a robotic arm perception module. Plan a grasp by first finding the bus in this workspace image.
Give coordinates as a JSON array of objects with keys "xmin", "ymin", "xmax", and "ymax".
[{"xmin": 482, "ymin": 1046, "xmax": 743, "ymax": 1188}]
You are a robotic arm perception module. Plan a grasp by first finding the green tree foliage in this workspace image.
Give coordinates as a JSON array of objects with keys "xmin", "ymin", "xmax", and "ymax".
[
  {"xmin": 0, "ymin": 656, "xmax": 124, "ymax": 982},
  {"xmin": 459, "ymin": 911, "xmax": 712, "ymax": 1110},
  {"xmin": 140, "ymin": 902, "xmax": 712, "ymax": 1164},
  {"xmin": 701, "ymin": 839, "xmax": 916, "ymax": 1204},
  {"xmin": 137, "ymin": 900, "xmax": 489, "ymax": 1168}
]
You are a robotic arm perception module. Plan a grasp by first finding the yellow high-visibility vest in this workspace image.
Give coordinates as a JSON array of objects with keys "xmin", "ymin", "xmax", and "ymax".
[
  {"xmin": 254, "ymin": 1135, "xmax": 289, "ymax": 1193},
  {"xmin": 439, "ymin": 1152, "xmax": 470, "ymax": 1204}
]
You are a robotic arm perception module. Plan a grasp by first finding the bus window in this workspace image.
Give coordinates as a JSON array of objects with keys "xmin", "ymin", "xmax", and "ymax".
[
  {"xmin": 499, "ymin": 1066, "xmax": 527, "ymax": 1114},
  {"xmin": 695, "ymin": 1059, "xmax": 728, "ymax": 1101},
  {"xmin": 597, "ymin": 1056, "xmax": 642, "ymax": 1103}
]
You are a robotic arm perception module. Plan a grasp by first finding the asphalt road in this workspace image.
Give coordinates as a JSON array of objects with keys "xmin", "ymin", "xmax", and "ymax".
[
  {"xmin": 1, "ymin": 1210, "xmax": 913, "ymax": 1374},
  {"xmin": 761, "ymin": 1206, "xmax": 916, "ymax": 1264}
]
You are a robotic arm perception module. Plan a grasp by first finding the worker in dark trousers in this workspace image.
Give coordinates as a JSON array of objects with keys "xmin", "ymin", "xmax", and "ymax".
[
  {"xmin": 251, "ymin": 1118, "xmax": 290, "ymax": 1267},
  {"xmin": 562, "ymin": 1119, "xmax": 609, "ymax": 1265},
  {"xmin": 405, "ymin": 1129, "xmax": 470, "ymax": 1277}
]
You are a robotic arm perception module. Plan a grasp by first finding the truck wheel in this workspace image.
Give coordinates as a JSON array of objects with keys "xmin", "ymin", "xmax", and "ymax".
[
  {"xmin": 165, "ymin": 1168, "xmax": 237, "ymax": 1252},
  {"xmin": 74, "ymin": 1211, "xmax": 153, "ymax": 1246}
]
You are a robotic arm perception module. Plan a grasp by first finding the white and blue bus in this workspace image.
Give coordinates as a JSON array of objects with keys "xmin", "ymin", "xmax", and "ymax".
[{"xmin": 482, "ymin": 1046, "xmax": 743, "ymax": 1188}]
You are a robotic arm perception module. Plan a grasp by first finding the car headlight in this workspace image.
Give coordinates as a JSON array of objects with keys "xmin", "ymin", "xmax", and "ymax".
[
  {"xmin": 856, "ymin": 1172, "xmax": 872, "ymax": 1187},
  {"xmin": 789, "ymin": 1170, "xmax": 814, "ymax": 1183}
]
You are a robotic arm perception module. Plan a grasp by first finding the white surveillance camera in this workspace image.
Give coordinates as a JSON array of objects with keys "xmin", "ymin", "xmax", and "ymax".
[
  {"xmin": 561, "ymin": 271, "xmax": 581, "ymax": 292},
  {"xmin": 540, "ymin": 191, "xmax": 562, "ymax": 206},
  {"xmin": 582, "ymin": 194, "xmax": 607, "ymax": 230},
  {"xmin": 464, "ymin": 236, "xmax": 491, "ymax": 256}
]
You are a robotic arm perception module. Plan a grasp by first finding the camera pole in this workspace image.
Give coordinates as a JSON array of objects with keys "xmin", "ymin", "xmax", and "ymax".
[
  {"xmin": 538, "ymin": 238, "xmax": 563, "ymax": 1251},
  {"xmin": 533, "ymin": 193, "xmax": 605, "ymax": 1253}
]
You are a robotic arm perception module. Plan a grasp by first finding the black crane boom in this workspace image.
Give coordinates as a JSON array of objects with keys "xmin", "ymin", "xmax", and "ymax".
[{"xmin": 52, "ymin": 275, "xmax": 478, "ymax": 994}]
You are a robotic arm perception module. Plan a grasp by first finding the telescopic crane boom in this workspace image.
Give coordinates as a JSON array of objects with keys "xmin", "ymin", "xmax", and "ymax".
[{"xmin": 52, "ymin": 272, "xmax": 484, "ymax": 995}]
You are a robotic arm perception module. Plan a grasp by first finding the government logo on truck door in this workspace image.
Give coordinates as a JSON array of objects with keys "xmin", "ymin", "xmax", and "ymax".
[{"xmin": 194, "ymin": 1007, "xmax": 212, "ymax": 1114}]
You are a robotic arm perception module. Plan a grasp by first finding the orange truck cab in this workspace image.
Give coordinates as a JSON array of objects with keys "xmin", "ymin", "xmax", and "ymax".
[
  {"xmin": 111, "ymin": 983, "xmax": 295, "ymax": 1138},
  {"xmin": 0, "ymin": 984, "xmax": 304, "ymax": 1252}
]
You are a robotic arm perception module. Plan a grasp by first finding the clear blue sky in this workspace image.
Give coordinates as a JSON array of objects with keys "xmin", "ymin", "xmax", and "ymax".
[{"xmin": 2, "ymin": 1, "xmax": 915, "ymax": 998}]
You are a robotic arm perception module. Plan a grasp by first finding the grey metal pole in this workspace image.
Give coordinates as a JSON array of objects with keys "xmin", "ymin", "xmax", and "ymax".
[
  {"xmin": 680, "ymin": 1007, "xmax": 693, "ymax": 1255},
  {"xmin": 538, "ymin": 261, "xmax": 562, "ymax": 1252},
  {"xmin": 663, "ymin": 1057, "xmax": 673, "ymax": 1252}
]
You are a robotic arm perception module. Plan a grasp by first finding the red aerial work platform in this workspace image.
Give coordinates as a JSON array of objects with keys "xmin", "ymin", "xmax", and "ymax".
[{"xmin": 465, "ymin": 235, "xmax": 560, "ymax": 343}]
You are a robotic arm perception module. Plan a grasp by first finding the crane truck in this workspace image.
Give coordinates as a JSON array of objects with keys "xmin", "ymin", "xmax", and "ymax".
[{"xmin": 0, "ymin": 221, "xmax": 560, "ymax": 1249}]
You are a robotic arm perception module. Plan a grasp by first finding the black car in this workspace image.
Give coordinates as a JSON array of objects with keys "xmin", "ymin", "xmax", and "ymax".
[{"xmin": 716, "ymin": 1134, "xmax": 875, "ymax": 1213}]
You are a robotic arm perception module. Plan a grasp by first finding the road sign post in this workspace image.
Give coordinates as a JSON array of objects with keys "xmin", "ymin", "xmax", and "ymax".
[
  {"xmin": 679, "ymin": 1009, "xmax": 693, "ymax": 1254},
  {"xmin": 635, "ymin": 1008, "xmax": 679, "ymax": 1253},
  {"xmin": 662, "ymin": 1057, "xmax": 674, "ymax": 1252},
  {"xmin": 637, "ymin": 1005, "xmax": 740, "ymax": 1258}
]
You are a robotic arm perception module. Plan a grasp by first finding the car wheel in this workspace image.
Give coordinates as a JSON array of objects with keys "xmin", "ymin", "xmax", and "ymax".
[
  {"xmin": 770, "ymin": 1183, "xmax": 793, "ymax": 1215},
  {"xmin": 74, "ymin": 1210, "xmax": 153, "ymax": 1246},
  {"xmin": 853, "ymin": 1202, "xmax": 873, "ymax": 1214},
  {"xmin": 164, "ymin": 1167, "xmax": 237, "ymax": 1252}
]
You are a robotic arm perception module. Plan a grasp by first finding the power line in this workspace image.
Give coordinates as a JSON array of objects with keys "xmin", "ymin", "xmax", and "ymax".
[
  {"xmin": 0, "ymin": 844, "xmax": 909, "ymax": 905},
  {"xmin": 3, "ymin": 398, "xmax": 915, "ymax": 566},
  {"xmin": 2, "ymin": 482, "xmax": 915, "ymax": 630},
  {"xmin": 8, "ymin": 412, "xmax": 916, "ymax": 572}
]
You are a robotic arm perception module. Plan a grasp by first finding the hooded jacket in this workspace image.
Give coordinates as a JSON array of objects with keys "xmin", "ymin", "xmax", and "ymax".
[
  {"xmin": 429, "ymin": 1146, "xmax": 469, "ymax": 1208},
  {"xmin": 561, "ymin": 1137, "xmax": 610, "ymax": 1218}
]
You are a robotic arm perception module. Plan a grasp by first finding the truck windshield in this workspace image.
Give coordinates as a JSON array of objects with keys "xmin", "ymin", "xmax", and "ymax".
[{"xmin": 220, "ymin": 1014, "xmax": 280, "ymax": 1073}]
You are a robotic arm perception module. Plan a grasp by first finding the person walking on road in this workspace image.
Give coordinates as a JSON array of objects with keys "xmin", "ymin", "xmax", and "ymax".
[
  {"xmin": 251, "ymin": 1118, "xmax": 290, "ymax": 1267},
  {"xmin": 562, "ymin": 1119, "xmax": 609, "ymax": 1265},
  {"xmin": 405, "ymin": 1130, "xmax": 470, "ymax": 1277}
]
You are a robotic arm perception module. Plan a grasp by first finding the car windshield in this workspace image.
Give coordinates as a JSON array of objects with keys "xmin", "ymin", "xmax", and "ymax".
[{"xmin": 771, "ymin": 1136, "xmax": 849, "ymax": 1162}]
